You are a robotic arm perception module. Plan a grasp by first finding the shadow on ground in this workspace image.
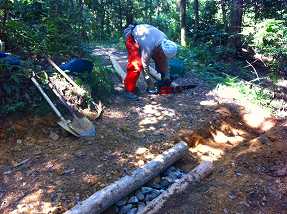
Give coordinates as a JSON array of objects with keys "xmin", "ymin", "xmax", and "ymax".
[{"xmin": 0, "ymin": 47, "xmax": 285, "ymax": 214}]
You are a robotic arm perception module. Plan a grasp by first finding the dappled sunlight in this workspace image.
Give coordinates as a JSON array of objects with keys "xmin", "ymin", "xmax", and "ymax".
[
  {"xmin": 242, "ymin": 111, "xmax": 274, "ymax": 131},
  {"xmin": 241, "ymin": 108, "xmax": 276, "ymax": 131},
  {"xmin": 219, "ymin": 123, "xmax": 247, "ymax": 137},
  {"xmin": 190, "ymin": 144, "xmax": 225, "ymax": 161},
  {"xmin": 199, "ymin": 99, "xmax": 218, "ymax": 106},
  {"xmin": 10, "ymin": 190, "xmax": 55, "ymax": 214},
  {"xmin": 141, "ymin": 103, "xmax": 176, "ymax": 117},
  {"xmin": 135, "ymin": 147, "xmax": 156, "ymax": 166},
  {"xmin": 135, "ymin": 147, "xmax": 149, "ymax": 155},
  {"xmin": 212, "ymin": 130, "xmax": 245, "ymax": 144},
  {"xmin": 134, "ymin": 25, "xmax": 150, "ymax": 37},
  {"xmin": 143, "ymin": 153, "xmax": 156, "ymax": 160},
  {"xmin": 176, "ymin": 102, "xmax": 279, "ymax": 166},
  {"xmin": 138, "ymin": 103, "xmax": 177, "ymax": 132},
  {"xmin": 44, "ymin": 159, "xmax": 64, "ymax": 172},
  {"xmin": 211, "ymin": 84, "xmax": 242, "ymax": 100},
  {"xmin": 211, "ymin": 84, "xmax": 278, "ymax": 132},
  {"xmin": 104, "ymin": 110, "xmax": 125, "ymax": 119},
  {"xmin": 139, "ymin": 117, "xmax": 159, "ymax": 126}
]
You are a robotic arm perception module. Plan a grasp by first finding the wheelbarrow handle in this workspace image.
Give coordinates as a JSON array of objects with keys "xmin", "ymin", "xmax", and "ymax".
[{"xmin": 31, "ymin": 77, "xmax": 65, "ymax": 121}]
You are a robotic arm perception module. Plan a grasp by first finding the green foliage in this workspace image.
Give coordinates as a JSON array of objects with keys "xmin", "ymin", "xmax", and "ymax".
[
  {"xmin": 188, "ymin": 0, "xmax": 228, "ymax": 46},
  {"xmin": 0, "ymin": 62, "xmax": 32, "ymax": 115},
  {"xmin": 223, "ymin": 76, "xmax": 273, "ymax": 108},
  {"xmin": 4, "ymin": 1, "xmax": 83, "ymax": 56},
  {"xmin": 251, "ymin": 19, "xmax": 287, "ymax": 73},
  {"xmin": 75, "ymin": 58, "xmax": 114, "ymax": 101},
  {"xmin": 1, "ymin": 0, "xmax": 287, "ymax": 116},
  {"xmin": 245, "ymin": 0, "xmax": 287, "ymax": 20}
]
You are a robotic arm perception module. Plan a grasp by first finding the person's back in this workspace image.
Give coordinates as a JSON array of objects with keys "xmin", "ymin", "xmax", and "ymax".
[
  {"xmin": 122, "ymin": 23, "xmax": 177, "ymax": 100},
  {"xmin": 132, "ymin": 24, "xmax": 167, "ymax": 67}
]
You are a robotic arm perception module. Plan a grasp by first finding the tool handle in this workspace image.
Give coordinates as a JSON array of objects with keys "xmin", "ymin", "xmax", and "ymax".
[
  {"xmin": 48, "ymin": 82, "xmax": 78, "ymax": 117},
  {"xmin": 47, "ymin": 58, "xmax": 79, "ymax": 89},
  {"xmin": 31, "ymin": 77, "xmax": 65, "ymax": 120}
]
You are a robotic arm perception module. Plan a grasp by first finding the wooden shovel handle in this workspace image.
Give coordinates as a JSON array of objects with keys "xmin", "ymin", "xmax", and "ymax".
[
  {"xmin": 47, "ymin": 58, "xmax": 80, "ymax": 89},
  {"xmin": 31, "ymin": 77, "xmax": 64, "ymax": 120}
]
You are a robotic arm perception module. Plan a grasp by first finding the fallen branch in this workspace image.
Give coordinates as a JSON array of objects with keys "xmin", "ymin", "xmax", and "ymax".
[
  {"xmin": 138, "ymin": 161, "xmax": 214, "ymax": 214},
  {"xmin": 14, "ymin": 158, "xmax": 30, "ymax": 168},
  {"xmin": 65, "ymin": 142, "xmax": 188, "ymax": 214},
  {"xmin": 246, "ymin": 60, "xmax": 259, "ymax": 79}
]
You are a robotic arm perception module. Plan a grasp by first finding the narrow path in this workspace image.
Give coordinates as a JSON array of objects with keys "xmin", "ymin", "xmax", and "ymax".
[
  {"xmin": 0, "ymin": 46, "xmax": 217, "ymax": 214},
  {"xmin": 1, "ymin": 46, "xmax": 284, "ymax": 214}
]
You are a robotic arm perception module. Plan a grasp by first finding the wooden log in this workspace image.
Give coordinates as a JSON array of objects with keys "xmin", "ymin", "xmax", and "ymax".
[
  {"xmin": 110, "ymin": 54, "xmax": 162, "ymax": 81},
  {"xmin": 65, "ymin": 142, "xmax": 188, "ymax": 214},
  {"xmin": 138, "ymin": 161, "xmax": 214, "ymax": 214},
  {"xmin": 110, "ymin": 54, "xmax": 126, "ymax": 81},
  {"xmin": 148, "ymin": 66, "xmax": 161, "ymax": 80}
]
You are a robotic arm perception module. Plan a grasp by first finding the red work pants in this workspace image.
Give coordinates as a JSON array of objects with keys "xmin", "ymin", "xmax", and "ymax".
[{"xmin": 124, "ymin": 35, "xmax": 143, "ymax": 93}]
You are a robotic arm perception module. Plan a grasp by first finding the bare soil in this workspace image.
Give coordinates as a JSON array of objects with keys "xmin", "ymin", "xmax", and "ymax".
[
  {"xmin": 153, "ymin": 104, "xmax": 287, "ymax": 214},
  {"xmin": 1, "ymin": 48, "xmax": 286, "ymax": 214}
]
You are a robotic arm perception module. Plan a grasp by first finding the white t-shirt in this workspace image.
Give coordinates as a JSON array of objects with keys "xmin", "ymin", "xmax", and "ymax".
[{"xmin": 132, "ymin": 24, "xmax": 167, "ymax": 69}]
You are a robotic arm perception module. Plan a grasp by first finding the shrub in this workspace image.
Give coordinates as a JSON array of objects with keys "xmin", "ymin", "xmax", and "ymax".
[
  {"xmin": 0, "ymin": 62, "xmax": 33, "ymax": 115},
  {"xmin": 252, "ymin": 19, "xmax": 287, "ymax": 74},
  {"xmin": 75, "ymin": 58, "xmax": 114, "ymax": 101}
]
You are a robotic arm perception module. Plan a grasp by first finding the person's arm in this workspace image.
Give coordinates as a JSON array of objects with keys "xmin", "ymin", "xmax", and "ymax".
[{"xmin": 141, "ymin": 50, "xmax": 156, "ymax": 89}]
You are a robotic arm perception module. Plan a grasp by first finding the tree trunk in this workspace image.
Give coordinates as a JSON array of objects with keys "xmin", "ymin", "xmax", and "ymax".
[
  {"xmin": 118, "ymin": 1, "xmax": 123, "ymax": 32},
  {"xmin": 99, "ymin": 0, "xmax": 105, "ymax": 41},
  {"xmin": 228, "ymin": 0, "xmax": 244, "ymax": 50},
  {"xmin": 194, "ymin": 0, "xmax": 199, "ymax": 32},
  {"xmin": 0, "ymin": 2, "xmax": 9, "ymax": 45},
  {"xmin": 178, "ymin": 0, "xmax": 187, "ymax": 46},
  {"xmin": 220, "ymin": 0, "xmax": 228, "ymax": 31},
  {"xmin": 79, "ymin": 0, "xmax": 87, "ymax": 39},
  {"xmin": 126, "ymin": 0, "xmax": 134, "ymax": 24}
]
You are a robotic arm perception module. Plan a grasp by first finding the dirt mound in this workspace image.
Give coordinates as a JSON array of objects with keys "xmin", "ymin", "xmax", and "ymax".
[{"xmin": 153, "ymin": 104, "xmax": 287, "ymax": 214}]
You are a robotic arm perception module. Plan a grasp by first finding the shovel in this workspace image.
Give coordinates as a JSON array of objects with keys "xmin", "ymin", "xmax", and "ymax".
[{"xmin": 31, "ymin": 76, "xmax": 96, "ymax": 137}]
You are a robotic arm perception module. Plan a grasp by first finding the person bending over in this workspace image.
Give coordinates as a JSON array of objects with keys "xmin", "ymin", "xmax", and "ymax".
[{"xmin": 123, "ymin": 24, "xmax": 177, "ymax": 100}]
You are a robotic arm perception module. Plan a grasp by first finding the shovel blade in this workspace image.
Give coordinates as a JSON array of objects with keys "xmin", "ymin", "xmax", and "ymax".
[
  {"xmin": 57, "ymin": 121, "xmax": 80, "ymax": 137},
  {"xmin": 70, "ymin": 117, "xmax": 96, "ymax": 137}
]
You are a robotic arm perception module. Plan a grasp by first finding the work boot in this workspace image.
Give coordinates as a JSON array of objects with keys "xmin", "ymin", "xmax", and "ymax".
[
  {"xmin": 124, "ymin": 91, "xmax": 139, "ymax": 101},
  {"xmin": 134, "ymin": 86, "xmax": 141, "ymax": 95}
]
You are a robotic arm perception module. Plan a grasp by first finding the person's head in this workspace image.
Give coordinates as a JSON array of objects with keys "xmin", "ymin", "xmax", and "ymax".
[
  {"xmin": 160, "ymin": 39, "xmax": 177, "ymax": 59},
  {"xmin": 123, "ymin": 24, "xmax": 135, "ymax": 38}
]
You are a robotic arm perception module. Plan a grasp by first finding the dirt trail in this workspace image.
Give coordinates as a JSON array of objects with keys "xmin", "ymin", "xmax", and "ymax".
[
  {"xmin": 0, "ymin": 47, "xmax": 212, "ymax": 213},
  {"xmin": 1, "ymin": 47, "xmax": 286, "ymax": 214}
]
